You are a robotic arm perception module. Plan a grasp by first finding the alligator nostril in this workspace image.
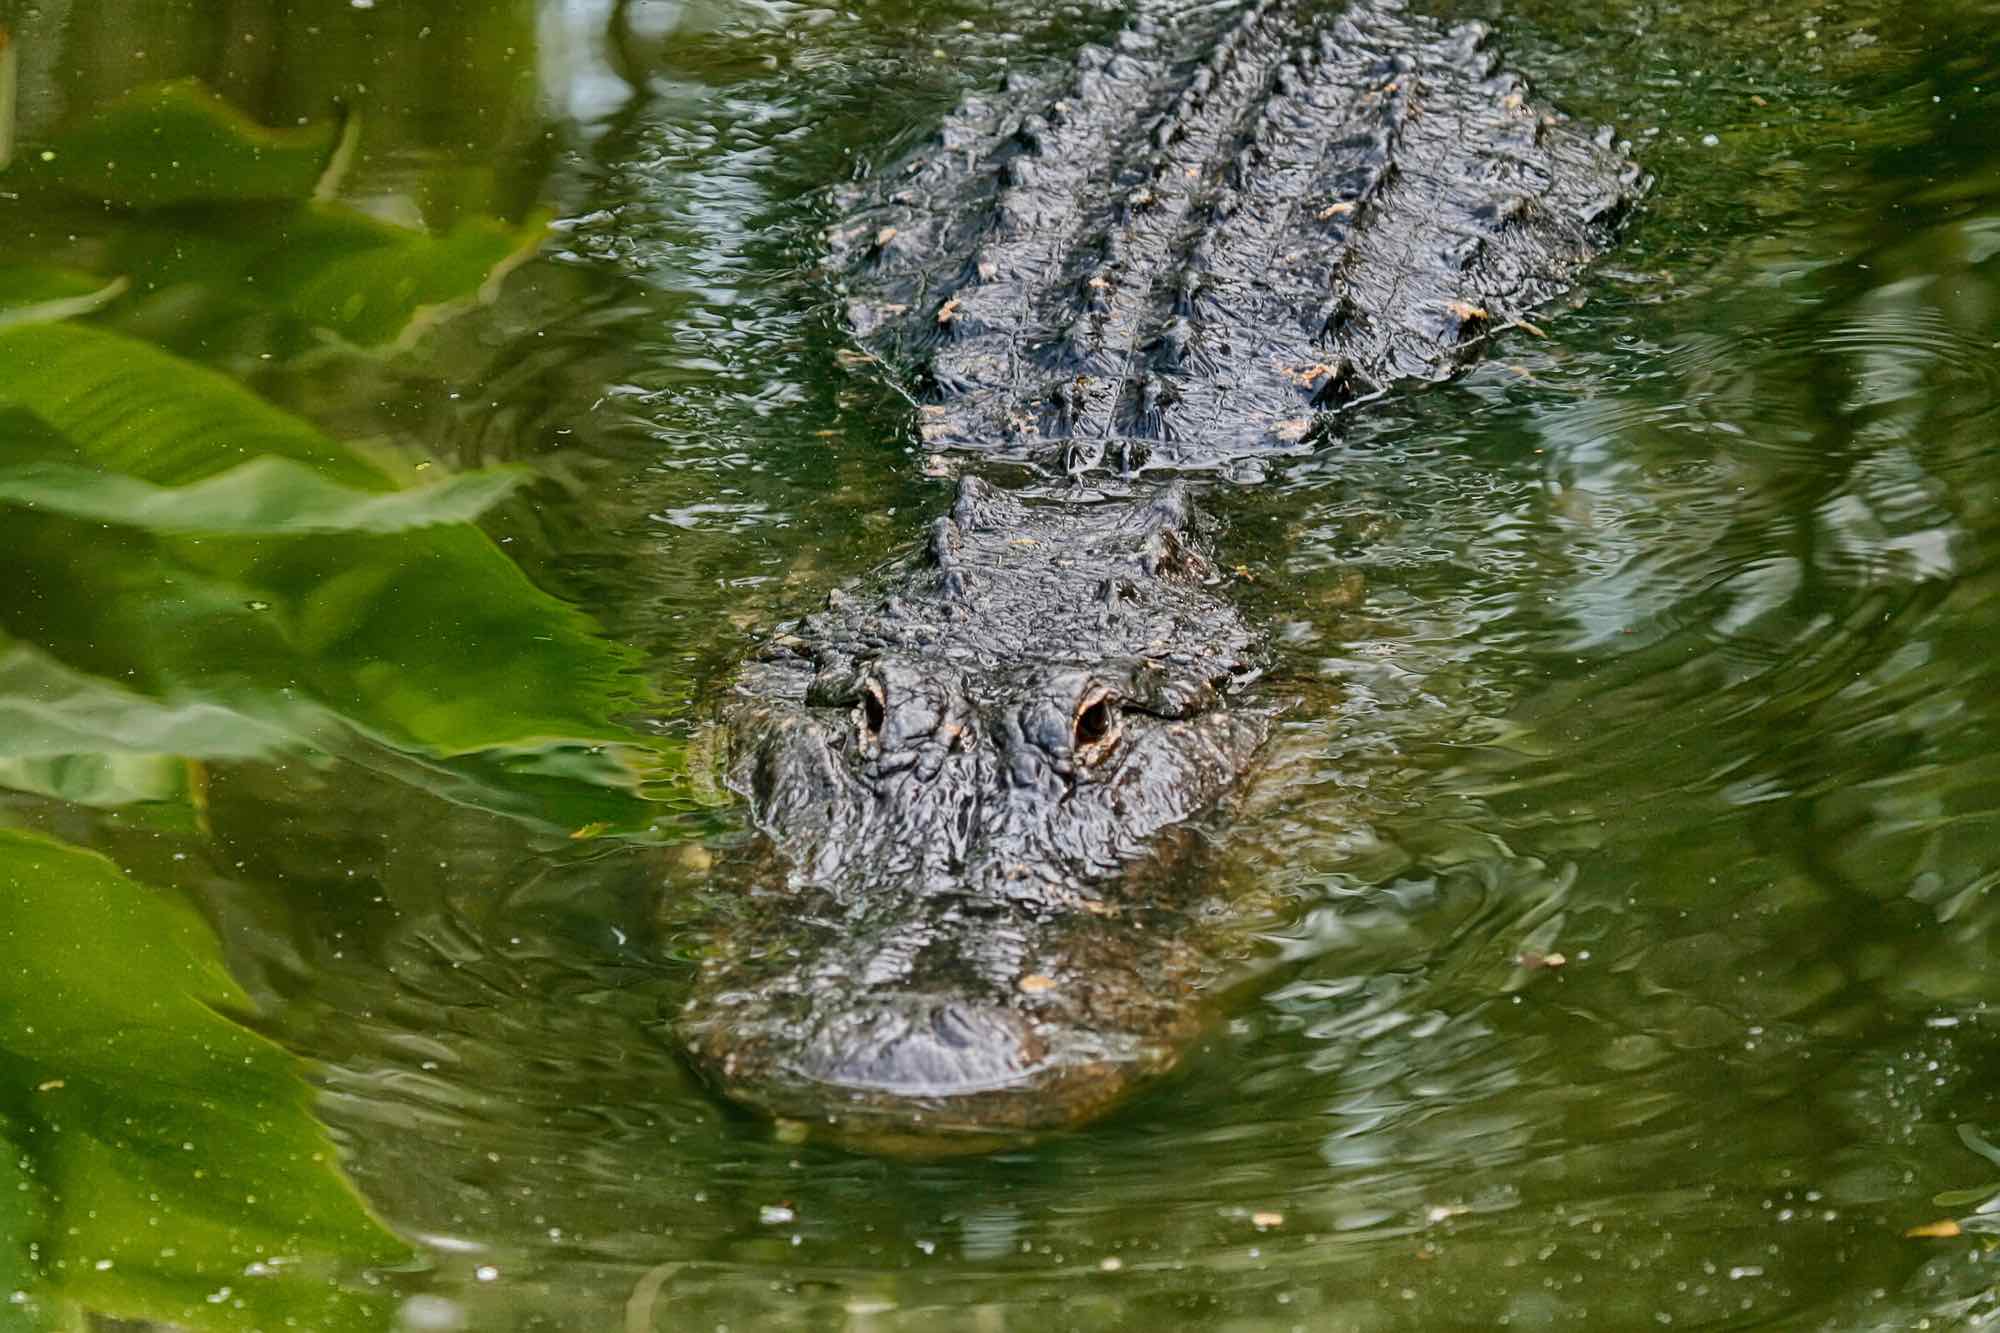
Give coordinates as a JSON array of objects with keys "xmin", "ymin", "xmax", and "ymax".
[
  {"xmin": 803, "ymin": 1000, "xmax": 1046, "ymax": 1095},
  {"xmin": 931, "ymin": 1005, "xmax": 979, "ymax": 1049}
]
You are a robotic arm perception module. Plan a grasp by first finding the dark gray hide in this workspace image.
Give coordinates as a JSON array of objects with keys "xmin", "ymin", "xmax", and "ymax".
[
  {"xmin": 678, "ymin": 480, "xmax": 1265, "ymax": 1141},
  {"xmin": 676, "ymin": 0, "xmax": 1642, "ymax": 1146}
]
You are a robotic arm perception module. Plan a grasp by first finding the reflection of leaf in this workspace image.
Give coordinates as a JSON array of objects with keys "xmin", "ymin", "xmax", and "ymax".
[
  {"xmin": 171, "ymin": 523, "xmax": 654, "ymax": 756},
  {"xmin": 6, "ymin": 78, "xmax": 342, "ymax": 208},
  {"xmin": 0, "ymin": 265, "xmax": 127, "ymax": 328},
  {"xmin": 119, "ymin": 204, "xmax": 548, "ymax": 348},
  {"xmin": 7, "ymin": 70, "xmax": 543, "ymax": 348},
  {"xmin": 0, "ymin": 501, "xmax": 650, "ymax": 760},
  {"xmin": 0, "ymin": 625, "xmax": 690, "ymax": 832},
  {"xmin": 116, "ymin": 201, "xmax": 548, "ymax": 349},
  {"xmin": 1959, "ymin": 1123, "xmax": 2000, "ymax": 1170},
  {"xmin": 0, "ymin": 828, "xmax": 407, "ymax": 1330},
  {"xmin": 284, "ymin": 208, "xmax": 546, "ymax": 347},
  {"xmin": 0, "ymin": 749, "xmax": 192, "ymax": 808},
  {"xmin": 0, "ymin": 640, "xmax": 292, "ymax": 806},
  {"xmin": 0, "ymin": 456, "xmax": 525, "ymax": 534},
  {"xmin": 1932, "ymin": 1186, "xmax": 2000, "ymax": 1209}
]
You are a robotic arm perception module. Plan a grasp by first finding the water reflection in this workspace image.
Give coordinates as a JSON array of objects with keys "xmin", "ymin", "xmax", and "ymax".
[{"xmin": 5, "ymin": 0, "xmax": 2000, "ymax": 1327}]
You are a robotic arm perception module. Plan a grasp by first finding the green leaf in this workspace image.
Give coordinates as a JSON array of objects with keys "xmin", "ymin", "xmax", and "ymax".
[
  {"xmin": 164, "ymin": 522, "xmax": 655, "ymax": 756},
  {"xmin": 0, "ymin": 828, "xmax": 407, "ymax": 1331},
  {"xmin": 0, "ymin": 266, "xmax": 127, "ymax": 329},
  {"xmin": 0, "ymin": 322, "xmax": 684, "ymax": 828},
  {"xmin": 6, "ymin": 78, "xmax": 342, "ymax": 209},
  {"xmin": 0, "ymin": 24, "xmax": 15, "ymax": 175},
  {"xmin": 0, "ymin": 457, "xmax": 526, "ymax": 534},
  {"xmin": 0, "ymin": 325, "xmax": 646, "ymax": 755},
  {"xmin": 0, "ymin": 322, "xmax": 388, "ymax": 488},
  {"xmin": 0, "ymin": 1108, "xmax": 47, "ymax": 1333}
]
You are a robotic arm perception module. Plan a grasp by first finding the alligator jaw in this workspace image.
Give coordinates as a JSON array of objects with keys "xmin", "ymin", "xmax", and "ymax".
[
  {"xmin": 683, "ymin": 977, "xmax": 1193, "ymax": 1155},
  {"xmin": 677, "ymin": 841, "xmax": 1228, "ymax": 1154}
]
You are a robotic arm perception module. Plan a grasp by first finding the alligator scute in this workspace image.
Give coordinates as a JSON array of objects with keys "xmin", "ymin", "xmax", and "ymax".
[{"xmin": 675, "ymin": 0, "xmax": 1644, "ymax": 1152}]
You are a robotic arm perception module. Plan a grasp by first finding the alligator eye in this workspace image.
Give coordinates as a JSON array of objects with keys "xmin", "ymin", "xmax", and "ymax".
[
  {"xmin": 1073, "ymin": 688, "xmax": 1121, "ymax": 762},
  {"xmin": 1076, "ymin": 698, "xmax": 1113, "ymax": 744},
  {"xmin": 858, "ymin": 680, "xmax": 887, "ymax": 745}
]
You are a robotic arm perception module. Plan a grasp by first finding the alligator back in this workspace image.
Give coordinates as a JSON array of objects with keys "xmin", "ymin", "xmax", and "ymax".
[
  {"xmin": 828, "ymin": 0, "xmax": 1645, "ymax": 473},
  {"xmin": 681, "ymin": 0, "xmax": 1646, "ymax": 1150}
]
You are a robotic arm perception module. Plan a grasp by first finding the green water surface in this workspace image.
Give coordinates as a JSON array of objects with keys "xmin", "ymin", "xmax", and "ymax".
[{"xmin": 1, "ymin": 0, "xmax": 1998, "ymax": 1328}]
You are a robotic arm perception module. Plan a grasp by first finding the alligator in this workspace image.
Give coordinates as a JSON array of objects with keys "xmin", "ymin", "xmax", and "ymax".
[{"xmin": 672, "ymin": 0, "xmax": 1644, "ymax": 1149}]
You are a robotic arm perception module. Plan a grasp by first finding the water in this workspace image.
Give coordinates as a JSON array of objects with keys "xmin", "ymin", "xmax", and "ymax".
[{"xmin": 2, "ymin": 0, "xmax": 1999, "ymax": 1327}]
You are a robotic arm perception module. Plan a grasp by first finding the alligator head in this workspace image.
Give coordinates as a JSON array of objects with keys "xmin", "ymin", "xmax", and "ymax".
[
  {"xmin": 675, "ymin": 477, "xmax": 1267, "ymax": 1149},
  {"xmin": 671, "ymin": 0, "xmax": 1648, "ymax": 1148}
]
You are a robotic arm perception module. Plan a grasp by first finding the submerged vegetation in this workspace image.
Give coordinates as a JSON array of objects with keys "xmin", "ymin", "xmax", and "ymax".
[
  {"xmin": 0, "ymin": 31, "xmax": 705, "ymax": 1330},
  {"xmin": 0, "ymin": 829, "xmax": 407, "ymax": 1330}
]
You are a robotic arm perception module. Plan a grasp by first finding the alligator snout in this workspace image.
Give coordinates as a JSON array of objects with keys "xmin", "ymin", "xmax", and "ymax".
[
  {"xmin": 677, "ymin": 938, "xmax": 1187, "ymax": 1151},
  {"xmin": 800, "ymin": 996, "xmax": 1047, "ymax": 1097}
]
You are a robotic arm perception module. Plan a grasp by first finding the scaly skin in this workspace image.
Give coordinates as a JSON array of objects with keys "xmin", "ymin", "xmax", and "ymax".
[
  {"xmin": 678, "ymin": 480, "xmax": 1265, "ymax": 1147},
  {"xmin": 676, "ymin": 0, "xmax": 1643, "ymax": 1149},
  {"xmin": 830, "ymin": 0, "xmax": 1644, "ymax": 471}
]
